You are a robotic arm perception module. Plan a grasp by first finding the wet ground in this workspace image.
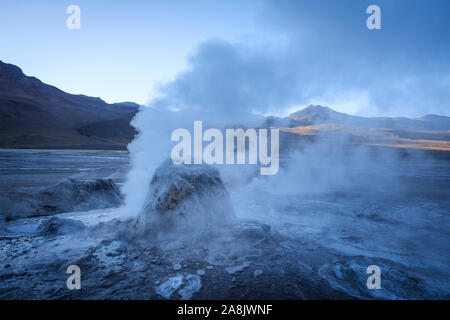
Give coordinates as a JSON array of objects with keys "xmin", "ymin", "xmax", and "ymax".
[
  {"xmin": 0, "ymin": 149, "xmax": 449, "ymax": 299},
  {"xmin": 0, "ymin": 149, "xmax": 129, "ymax": 193}
]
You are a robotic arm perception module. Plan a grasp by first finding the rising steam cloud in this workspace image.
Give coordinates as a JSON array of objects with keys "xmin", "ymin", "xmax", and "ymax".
[
  {"xmin": 121, "ymin": 38, "xmax": 300, "ymax": 217},
  {"xmin": 121, "ymin": 0, "xmax": 448, "ymax": 218}
]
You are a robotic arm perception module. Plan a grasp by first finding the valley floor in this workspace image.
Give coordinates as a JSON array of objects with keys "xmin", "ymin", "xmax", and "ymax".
[{"xmin": 0, "ymin": 149, "xmax": 449, "ymax": 299}]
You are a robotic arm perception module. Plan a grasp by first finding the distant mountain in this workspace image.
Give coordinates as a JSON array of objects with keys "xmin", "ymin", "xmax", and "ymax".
[
  {"xmin": 288, "ymin": 105, "xmax": 352, "ymax": 124},
  {"xmin": 287, "ymin": 105, "xmax": 450, "ymax": 130},
  {"xmin": 1, "ymin": 60, "xmax": 449, "ymax": 152},
  {"xmin": 0, "ymin": 60, "xmax": 139, "ymax": 149},
  {"xmin": 279, "ymin": 105, "xmax": 450, "ymax": 152}
]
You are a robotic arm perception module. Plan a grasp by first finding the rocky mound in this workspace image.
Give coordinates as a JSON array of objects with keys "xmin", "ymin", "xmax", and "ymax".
[
  {"xmin": 37, "ymin": 217, "xmax": 85, "ymax": 236},
  {"xmin": 1, "ymin": 178, "xmax": 123, "ymax": 219},
  {"xmin": 134, "ymin": 160, "xmax": 234, "ymax": 236}
]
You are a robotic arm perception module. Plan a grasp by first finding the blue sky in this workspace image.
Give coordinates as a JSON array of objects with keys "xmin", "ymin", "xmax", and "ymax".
[
  {"xmin": 0, "ymin": 0, "xmax": 261, "ymax": 103},
  {"xmin": 1, "ymin": 0, "xmax": 449, "ymax": 117}
]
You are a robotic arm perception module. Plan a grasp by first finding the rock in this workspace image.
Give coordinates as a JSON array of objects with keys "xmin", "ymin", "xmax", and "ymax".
[
  {"xmin": 4, "ymin": 178, "xmax": 123, "ymax": 219},
  {"xmin": 134, "ymin": 160, "xmax": 234, "ymax": 236},
  {"xmin": 197, "ymin": 269, "xmax": 205, "ymax": 276},
  {"xmin": 178, "ymin": 275, "xmax": 202, "ymax": 300},
  {"xmin": 226, "ymin": 261, "xmax": 251, "ymax": 275},
  {"xmin": 155, "ymin": 274, "xmax": 202, "ymax": 300},
  {"xmin": 37, "ymin": 217, "xmax": 85, "ymax": 236},
  {"xmin": 155, "ymin": 275, "xmax": 184, "ymax": 299},
  {"xmin": 254, "ymin": 269, "xmax": 263, "ymax": 278},
  {"xmin": 173, "ymin": 263, "xmax": 182, "ymax": 271},
  {"xmin": 234, "ymin": 223, "xmax": 269, "ymax": 241}
]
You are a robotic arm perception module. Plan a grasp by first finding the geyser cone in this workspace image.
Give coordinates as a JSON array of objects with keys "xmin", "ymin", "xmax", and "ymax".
[{"xmin": 134, "ymin": 160, "xmax": 234, "ymax": 236}]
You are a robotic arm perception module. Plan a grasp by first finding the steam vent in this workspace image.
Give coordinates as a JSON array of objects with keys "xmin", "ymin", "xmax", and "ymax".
[{"xmin": 134, "ymin": 160, "xmax": 234, "ymax": 235}]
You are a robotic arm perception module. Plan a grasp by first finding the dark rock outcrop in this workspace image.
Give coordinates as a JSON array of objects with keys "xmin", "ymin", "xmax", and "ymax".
[
  {"xmin": 134, "ymin": 160, "xmax": 234, "ymax": 235},
  {"xmin": 37, "ymin": 217, "xmax": 85, "ymax": 236},
  {"xmin": 1, "ymin": 178, "xmax": 123, "ymax": 219},
  {"xmin": 0, "ymin": 60, "xmax": 138, "ymax": 149}
]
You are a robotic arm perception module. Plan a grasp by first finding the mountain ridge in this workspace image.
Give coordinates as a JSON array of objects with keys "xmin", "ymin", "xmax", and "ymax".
[
  {"xmin": 285, "ymin": 104, "xmax": 450, "ymax": 131},
  {"xmin": 280, "ymin": 105, "xmax": 450, "ymax": 152},
  {"xmin": 0, "ymin": 60, "xmax": 449, "ymax": 151},
  {"xmin": 0, "ymin": 60, "xmax": 139, "ymax": 149}
]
